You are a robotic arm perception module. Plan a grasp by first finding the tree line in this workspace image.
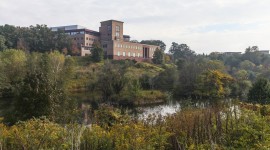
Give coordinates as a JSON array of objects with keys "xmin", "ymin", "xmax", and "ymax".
[{"xmin": 0, "ymin": 24, "xmax": 79, "ymax": 54}]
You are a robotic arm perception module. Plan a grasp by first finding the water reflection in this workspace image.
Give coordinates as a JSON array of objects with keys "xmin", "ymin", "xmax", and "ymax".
[{"xmin": 136, "ymin": 100, "xmax": 181, "ymax": 119}]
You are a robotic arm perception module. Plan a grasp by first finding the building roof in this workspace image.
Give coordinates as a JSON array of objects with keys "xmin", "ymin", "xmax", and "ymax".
[
  {"xmin": 100, "ymin": 20, "xmax": 124, "ymax": 23},
  {"xmin": 51, "ymin": 25, "xmax": 86, "ymax": 31}
]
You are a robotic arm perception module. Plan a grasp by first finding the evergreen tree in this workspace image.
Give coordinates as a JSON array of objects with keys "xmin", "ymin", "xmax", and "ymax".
[
  {"xmin": 248, "ymin": 78, "xmax": 270, "ymax": 104},
  {"xmin": 152, "ymin": 48, "xmax": 164, "ymax": 64},
  {"xmin": 91, "ymin": 43, "xmax": 104, "ymax": 62}
]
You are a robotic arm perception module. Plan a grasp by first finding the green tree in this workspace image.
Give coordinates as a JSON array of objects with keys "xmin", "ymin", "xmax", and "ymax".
[
  {"xmin": 245, "ymin": 46, "xmax": 259, "ymax": 53},
  {"xmin": 0, "ymin": 35, "xmax": 7, "ymax": 51},
  {"xmin": 248, "ymin": 78, "xmax": 270, "ymax": 104},
  {"xmin": 239, "ymin": 60, "xmax": 255, "ymax": 70},
  {"xmin": 152, "ymin": 48, "xmax": 164, "ymax": 64},
  {"xmin": 169, "ymin": 42, "xmax": 195, "ymax": 62},
  {"xmin": 98, "ymin": 62, "xmax": 127, "ymax": 101},
  {"xmin": 140, "ymin": 40, "xmax": 166, "ymax": 51},
  {"xmin": 91, "ymin": 43, "xmax": 104, "ymax": 62},
  {"xmin": 0, "ymin": 24, "xmax": 19, "ymax": 49},
  {"xmin": 0, "ymin": 24, "xmax": 73, "ymax": 53},
  {"xmin": 153, "ymin": 67, "xmax": 177, "ymax": 91},
  {"xmin": 15, "ymin": 52, "xmax": 77, "ymax": 123},
  {"xmin": 0, "ymin": 49, "xmax": 27, "ymax": 97}
]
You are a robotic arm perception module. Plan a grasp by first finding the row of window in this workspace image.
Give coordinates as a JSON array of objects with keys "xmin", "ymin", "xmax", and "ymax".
[
  {"xmin": 73, "ymin": 37, "xmax": 96, "ymax": 41},
  {"xmin": 117, "ymin": 51, "xmax": 140, "ymax": 57},
  {"xmin": 116, "ymin": 44, "xmax": 142, "ymax": 50},
  {"xmin": 77, "ymin": 43, "xmax": 92, "ymax": 46},
  {"xmin": 66, "ymin": 31, "xmax": 85, "ymax": 35},
  {"xmin": 115, "ymin": 44, "xmax": 156, "ymax": 51}
]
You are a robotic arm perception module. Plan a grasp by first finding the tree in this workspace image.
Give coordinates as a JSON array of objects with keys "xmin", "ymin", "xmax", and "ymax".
[
  {"xmin": 248, "ymin": 78, "xmax": 270, "ymax": 104},
  {"xmin": 0, "ymin": 24, "xmax": 73, "ymax": 53},
  {"xmin": 91, "ymin": 43, "xmax": 104, "ymax": 62},
  {"xmin": 140, "ymin": 40, "xmax": 166, "ymax": 51},
  {"xmin": 15, "ymin": 52, "xmax": 77, "ymax": 123},
  {"xmin": 245, "ymin": 46, "xmax": 259, "ymax": 53},
  {"xmin": 0, "ymin": 35, "xmax": 7, "ymax": 51},
  {"xmin": 239, "ymin": 60, "xmax": 255, "ymax": 70},
  {"xmin": 152, "ymin": 48, "xmax": 164, "ymax": 64},
  {"xmin": 153, "ymin": 67, "xmax": 177, "ymax": 91},
  {"xmin": 0, "ymin": 24, "xmax": 19, "ymax": 49},
  {"xmin": 130, "ymin": 40, "xmax": 139, "ymax": 43},
  {"xmin": 169, "ymin": 42, "xmax": 195, "ymax": 62},
  {"xmin": 98, "ymin": 62, "xmax": 127, "ymax": 101},
  {"xmin": 195, "ymin": 70, "xmax": 233, "ymax": 98},
  {"xmin": 0, "ymin": 49, "xmax": 27, "ymax": 97}
]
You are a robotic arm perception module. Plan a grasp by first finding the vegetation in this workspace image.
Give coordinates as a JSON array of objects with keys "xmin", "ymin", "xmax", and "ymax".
[
  {"xmin": 140, "ymin": 40, "xmax": 166, "ymax": 51},
  {"xmin": 1, "ymin": 103, "xmax": 270, "ymax": 149},
  {"xmin": 248, "ymin": 78, "xmax": 270, "ymax": 104},
  {"xmin": 90, "ymin": 42, "xmax": 104, "ymax": 62},
  {"xmin": 2, "ymin": 25, "xmax": 270, "ymax": 149},
  {"xmin": 152, "ymin": 48, "xmax": 164, "ymax": 64},
  {"xmin": 0, "ymin": 24, "xmax": 75, "ymax": 54}
]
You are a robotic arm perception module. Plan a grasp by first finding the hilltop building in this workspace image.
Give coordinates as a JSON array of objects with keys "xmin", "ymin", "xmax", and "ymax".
[{"xmin": 51, "ymin": 20, "xmax": 159, "ymax": 61}]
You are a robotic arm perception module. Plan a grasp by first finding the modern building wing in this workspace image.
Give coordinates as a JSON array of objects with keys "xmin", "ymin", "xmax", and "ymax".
[{"xmin": 51, "ymin": 20, "xmax": 159, "ymax": 61}]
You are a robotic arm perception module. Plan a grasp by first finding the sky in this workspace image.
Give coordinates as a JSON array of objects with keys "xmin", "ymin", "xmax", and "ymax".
[{"xmin": 1, "ymin": 0, "xmax": 270, "ymax": 54}]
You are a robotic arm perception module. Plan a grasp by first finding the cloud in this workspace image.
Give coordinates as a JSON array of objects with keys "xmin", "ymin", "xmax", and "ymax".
[{"xmin": 1, "ymin": 0, "xmax": 270, "ymax": 53}]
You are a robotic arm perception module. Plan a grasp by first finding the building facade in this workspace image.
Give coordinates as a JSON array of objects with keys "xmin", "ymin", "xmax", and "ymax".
[{"xmin": 52, "ymin": 20, "xmax": 159, "ymax": 61}]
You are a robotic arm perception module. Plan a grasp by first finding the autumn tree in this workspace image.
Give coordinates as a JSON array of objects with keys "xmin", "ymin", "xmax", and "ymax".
[{"xmin": 195, "ymin": 70, "xmax": 233, "ymax": 98}]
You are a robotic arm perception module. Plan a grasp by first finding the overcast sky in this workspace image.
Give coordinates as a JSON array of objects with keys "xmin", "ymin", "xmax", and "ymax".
[{"xmin": 1, "ymin": 0, "xmax": 270, "ymax": 54}]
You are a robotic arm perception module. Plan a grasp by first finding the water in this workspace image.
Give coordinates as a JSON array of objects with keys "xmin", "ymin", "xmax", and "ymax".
[
  {"xmin": 69, "ymin": 92, "xmax": 232, "ymax": 121},
  {"xmin": 136, "ymin": 100, "xmax": 181, "ymax": 119}
]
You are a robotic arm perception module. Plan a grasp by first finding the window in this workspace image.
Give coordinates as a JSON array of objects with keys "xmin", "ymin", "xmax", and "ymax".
[
  {"xmin": 107, "ymin": 25, "xmax": 111, "ymax": 31},
  {"xmin": 138, "ymin": 53, "xmax": 140, "ymax": 57},
  {"xmin": 116, "ymin": 25, "xmax": 120, "ymax": 37},
  {"xmin": 123, "ymin": 52, "xmax": 126, "ymax": 56},
  {"xmin": 86, "ymin": 37, "xmax": 88, "ymax": 40},
  {"xmin": 117, "ymin": 51, "xmax": 120, "ymax": 56},
  {"xmin": 133, "ymin": 53, "xmax": 135, "ymax": 57},
  {"xmin": 116, "ymin": 32, "xmax": 120, "ymax": 37},
  {"xmin": 86, "ymin": 43, "xmax": 88, "ymax": 46},
  {"xmin": 118, "ymin": 44, "xmax": 120, "ymax": 48},
  {"xmin": 116, "ymin": 25, "xmax": 120, "ymax": 32},
  {"xmin": 121, "ymin": 44, "xmax": 123, "ymax": 48},
  {"xmin": 74, "ymin": 38, "xmax": 76, "ymax": 40},
  {"xmin": 103, "ymin": 44, "xmax": 107, "ymax": 48},
  {"xmin": 81, "ymin": 37, "xmax": 83, "ymax": 40},
  {"xmin": 128, "ymin": 52, "xmax": 130, "ymax": 57}
]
